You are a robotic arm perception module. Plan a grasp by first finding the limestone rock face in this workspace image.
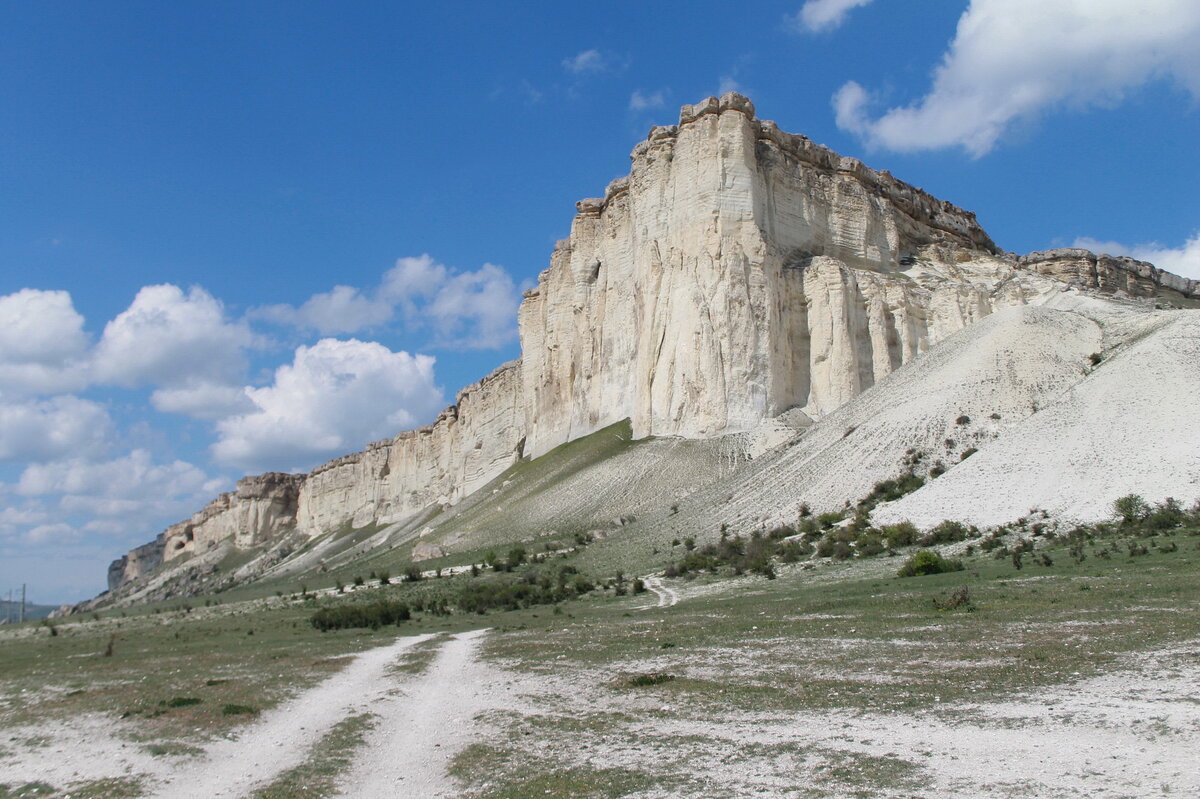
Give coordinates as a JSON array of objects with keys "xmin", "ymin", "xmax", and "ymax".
[
  {"xmin": 1018, "ymin": 249, "xmax": 1200, "ymax": 299},
  {"xmin": 101, "ymin": 93, "xmax": 1198, "ymax": 594},
  {"xmin": 518, "ymin": 94, "xmax": 1000, "ymax": 456},
  {"xmin": 160, "ymin": 472, "xmax": 304, "ymax": 562},
  {"xmin": 295, "ymin": 360, "xmax": 526, "ymax": 535},
  {"xmin": 107, "ymin": 535, "xmax": 165, "ymax": 591}
]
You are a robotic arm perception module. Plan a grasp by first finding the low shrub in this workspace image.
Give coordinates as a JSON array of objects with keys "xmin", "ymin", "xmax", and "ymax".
[
  {"xmin": 918, "ymin": 520, "xmax": 971, "ymax": 546},
  {"xmin": 879, "ymin": 521, "xmax": 918, "ymax": 548},
  {"xmin": 221, "ymin": 704, "xmax": 258, "ymax": 716},
  {"xmin": 161, "ymin": 697, "xmax": 202, "ymax": 708},
  {"xmin": 817, "ymin": 511, "xmax": 845, "ymax": 530},
  {"xmin": 897, "ymin": 550, "xmax": 963, "ymax": 578},
  {"xmin": 624, "ymin": 672, "xmax": 676, "ymax": 687},
  {"xmin": 932, "ymin": 585, "xmax": 973, "ymax": 611},
  {"xmin": 856, "ymin": 473, "xmax": 925, "ymax": 514}
]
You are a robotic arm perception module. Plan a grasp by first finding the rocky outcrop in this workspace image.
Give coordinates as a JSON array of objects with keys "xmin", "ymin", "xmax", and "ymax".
[
  {"xmin": 107, "ymin": 535, "xmax": 165, "ymax": 591},
  {"xmin": 101, "ymin": 93, "xmax": 1197, "ymax": 595},
  {"xmin": 160, "ymin": 472, "xmax": 304, "ymax": 562},
  {"xmin": 1018, "ymin": 249, "xmax": 1200, "ymax": 299}
]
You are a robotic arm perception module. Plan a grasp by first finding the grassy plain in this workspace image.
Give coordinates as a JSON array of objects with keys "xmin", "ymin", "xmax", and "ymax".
[{"xmin": 1, "ymin": 523, "xmax": 1197, "ymax": 797}]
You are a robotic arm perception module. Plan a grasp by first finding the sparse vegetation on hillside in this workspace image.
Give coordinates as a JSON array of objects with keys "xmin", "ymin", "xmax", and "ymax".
[{"xmin": 310, "ymin": 600, "xmax": 411, "ymax": 631}]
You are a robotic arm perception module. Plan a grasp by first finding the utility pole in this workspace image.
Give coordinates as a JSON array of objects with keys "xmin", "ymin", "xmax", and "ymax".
[
  {"xmin": 5, "ymin": 588, "xmax": 10, "ymax": 624},
  {"xmin": 20, "ymin": 584, "xmax": 25, "ymax": 624}
]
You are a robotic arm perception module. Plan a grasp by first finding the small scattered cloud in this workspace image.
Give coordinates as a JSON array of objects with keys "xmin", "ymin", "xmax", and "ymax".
[
  {"xmin": 1072, "ymin": 231, "xmax": 1200, "ymax": 280},
  {"xmin": 562, "ymin": 49, "xmax": 609, "ymax": 75},
  {"xmin": 718, "ymin": 75, "xmax": 743, "ymax": 95},
  {"xmin": 150, "ymin": 381, "xmax": 254, "ymax": 420},
  {"xmin": 263, "ymin": 254, "xmax": 522, "ymax": 351},
  {"xmin": 833, "ymin": 0, "xmax": 1200, "ymax": 156},
  {"xmin": 25, "ymin": 523, "xmax": 78, "ymax": 545},
  {"xmin": 786, "ymin": 0, "xmax": 875, "ymax": 34},
  {"xmin": 424, "ymin": 263, "xmax": 521, "ymax": 350},
  {"xmin": 211, "ymin": 338, "xmax": 445, "ymax": 472},
  {"xmin": 629, "ymin": 90, "xmax": 666, "ymax": 112},
  {"xmin": 255, "ymin": 285, "xmax": 394, "ymax": 335}
]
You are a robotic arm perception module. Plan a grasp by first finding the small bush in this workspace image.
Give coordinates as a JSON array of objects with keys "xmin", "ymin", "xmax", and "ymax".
[
  {"xmin": 1113, "ymin": 494, "xmax": 1150, "ymax": 525},
  {"xmin": 879, "ymin": 521, "xmax": 918, "ymax": 548},
  {"xmin": 817, "ymin": 511, "xmax": 844, "ymax": 530},
  {"xmin": 221, "ymin": 704, "xmax": 258, "ymax": 716},
  {"xmin": 856, "ymin": 473, "xmax": 925, "ymax": 514},
  {"xmin": 956, "ymin": 414, "xmax": 971, "ymax": 425},
  {"xmin": 161, "ymin": 697, "xmax": 202, "ymax": 708},
  {"xmin": 932, "ymin": 586, "xmax": 973, "ymax": 611},
  {"xmin": 624, "ymin": 672, "xmax": 676, "ymax": 687},
  {"xmin": 919, "ymin": 520, "xmax": 970, "ymax": 546},
  {"xmin": 1146, "ymin": 497, "xmax": 1186, "ymax": 530},
  {"xmin": 897, "ymin": 550, "xmax": 963, "ymax": 578},
  {"xmin": 1088, "ymin": 352, "xmax": 1103, "ymax": 366},
  {"xmin": 855, "ymin": 534, "xmax": 885, "ymax": 557}
]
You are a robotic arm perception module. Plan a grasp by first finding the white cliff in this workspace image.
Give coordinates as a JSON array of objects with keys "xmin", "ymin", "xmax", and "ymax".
[{"xmin": 104, "ymin": 93, "xmax": 1199, "ymax": 592}]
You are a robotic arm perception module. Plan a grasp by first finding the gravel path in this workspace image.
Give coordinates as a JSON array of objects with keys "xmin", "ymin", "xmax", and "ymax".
[
  {"xmin": 642, "ymin": 576, "xmax": 679, "ymax": 608},
  {"xmin": 332, "ymin": 628, "xmax": 497, "ymax": 798},
  {"xmin": 151, "ymin": 632, "xmax": 435, "ymax": 799}
]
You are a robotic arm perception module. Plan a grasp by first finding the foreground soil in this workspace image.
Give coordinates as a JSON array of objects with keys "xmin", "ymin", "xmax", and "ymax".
[{"xmin": 1, "ymin": 536, "xmax": 1198, "ymax": 798}]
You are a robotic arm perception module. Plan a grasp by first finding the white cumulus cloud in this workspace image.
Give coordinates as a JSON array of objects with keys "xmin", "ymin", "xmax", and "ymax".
[
  {"xmin": 211, "ymin": 338, "xmax": 444, "ymax": 472},
  {"xmin": 92, "ymin": 284, "xmax": 255, "ymax": 389},
  {"xmin": 379, "ymin": 254, "xmax": 448, "ymax": 308},
  {"xmin": 1072, "ymin": 231, "xmax": 1200, "ymax": 280},
  {"xmin": 17, "ymin": 449, "xmax": 215, "ymax": 503},
  {"xmin": 12, "ymin": 448, "xmax": 225, "ymax": 550},
  {"xmin": 787, "ymin": 0, "xmax": 875, "ymax": 33},
  {"xmin": 0, "ymin": 289, "xmax": 91, "ymax": 395},
  {"xmin": 833, "ymin": 0, "xmax": 1200, "ymax": 156}
]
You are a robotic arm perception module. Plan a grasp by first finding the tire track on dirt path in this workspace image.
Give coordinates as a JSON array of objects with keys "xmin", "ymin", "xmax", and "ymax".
[
  {"xmin": 151, "ymin": 632, "xmax": 435, "ymax": 799},
  {"xmin": 332, "ymin": 627, "xmax": 500, "ymax": 798},
  {"xmin": 642, "ymin": 576, "xmax": 679, "ymax": 608}
]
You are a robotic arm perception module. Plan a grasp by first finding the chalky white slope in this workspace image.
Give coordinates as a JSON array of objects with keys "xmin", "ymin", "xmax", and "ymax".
[
  {"xmin": 875, "ymin": 309, "xmax": 1200, "ymax": 526},
  {"xmin": 599, "ymin": 299, "xmax": 1198, "ymax": 558}
]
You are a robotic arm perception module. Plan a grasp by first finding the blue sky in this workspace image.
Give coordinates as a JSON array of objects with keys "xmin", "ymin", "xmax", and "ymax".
[{"xmin": 3, "ymin": 0, "xmax": 1198, "ymax": 603}]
